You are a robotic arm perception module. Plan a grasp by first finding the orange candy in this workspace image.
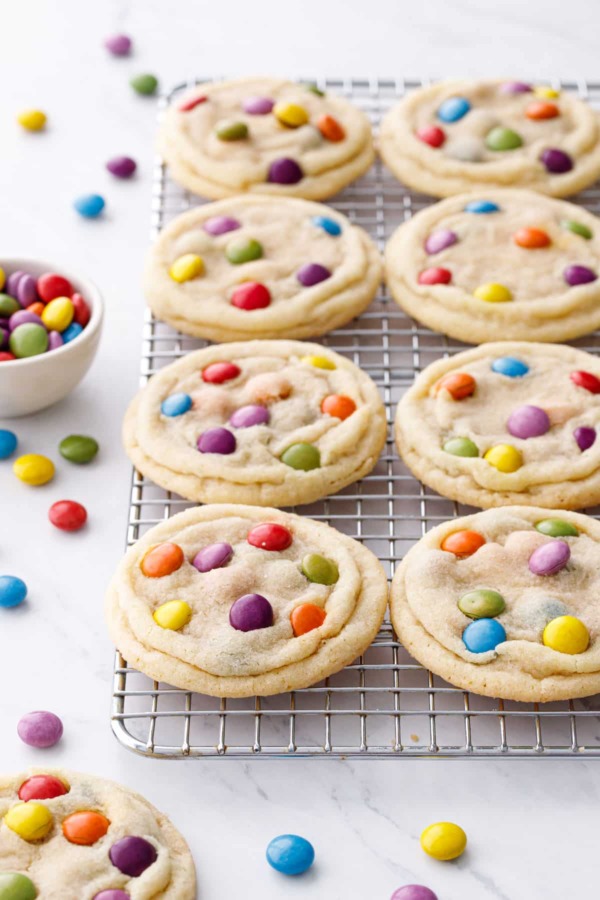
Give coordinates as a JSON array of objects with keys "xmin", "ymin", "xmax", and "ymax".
[
  {"xmin": 141, "ymin": 542, "xmax": 185, "ymax": 577},
  {"xmin": 513, "ymin": 227, "xmax": 551, "ymax": 249},
  {"xmin": 62, "ymin": 810, "xmax": 110, "ymax": 845},
  {"xmin": 321, "ymin": 394, "xmax": 357, "ymax": 420},
  {"xmin": 27, "ymin": 302, "xmax": 46, "ymax": 316},
  {"xmin": 525, "ymin": 101, "xmax": 559, "ymax": 120},
  {"xmin": 435, "ymin": 372, "xmax": 476, "ymax": 400},
  {"xmin": 291, "ymin": 603, "xmax": 326, "ymax": 636},
  {"xmin": 441, "ymin": 530, "xmax": 486, "ymax": 557},
  {"xmin": 317, "ymin": 114, "xmax": 345, "ymax": 142}
]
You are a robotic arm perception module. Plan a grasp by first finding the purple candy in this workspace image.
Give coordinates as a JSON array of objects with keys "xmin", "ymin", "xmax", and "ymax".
[
  {"xmin": 424, "ymin": 229, "xmax": 458, "ymax": 254},
  {"xmin": 203, "ymin": 216, "xmax": 241, "ymax": 236},
  {"xmin": 529, "ymin": 540, "xmax": 571, "ymax": 576},
  {"xmin": 296, "ymin": 263, "xmax": 332, "ymax": 287},
  {"xmin": 109, "ymin": 836, "xmax": 157, "ymax": 877},
  {"xmin": 9, "ymin": 310, "xmax": 44, "ymax": 330},
  {"xmin": 499, "ymin": 81, "xmax": 532, "ymax": 94},
  {"xmin": 540, "ymin": 148, "xmax": 573, "ymax": 174},
  {"xmin": 574, "ymin": 426, "xmax": 596, "ymax": 451},
  {"xmin": 197, "ymin": 427, "xmax": 236, "ymax": 454},
  {"xmin": 48, "ymin": 330, "xmax": 64, "ymax": 351},
  {"xmin": 229, "ymin": 404, "xmax": 270, "ymax": 427},
  {"xmin": 564, "ymin": 264, "xmax": 597, "ymax": 286},
  {"xmin": 17, "ymin": 710, "xmax": 63, "ymax": 748},
  {"xmin": 16, "ymin": 274, "xmax": 37, "ymax": 306},
  {"xmin": 107, "ymin": 155, "xmax": 137, "ymax": 178},
  {"xmin": 93, "ymin": 893, "xmax": 130, "ymax": 900},
  {"xmin": 267, "ymin": 157, "xmax": 304, "ymax": 185},
  {"xmin": 243, "ymin": 96, "xmax": 275, "ymax": 115},
  {"xmin": 507, "ymin": 404, "xmax": 550, "ymax": 439},
  {"xmin": 229, "ymin": 593, "xmax": 274, "ymax": 631},
  {"xmin": 104, "ymin": 33, "xmax": 132, "ymax": 56},
  {"xmin": 391, "ymin": 887, "xmax": 438, "ymax": 900},
  {"xmin": 193, "ymin": 542, "xmax": 234, "ymax": 573},
  {"xmin": 6, "ymin": 271, "xmax": 25, "ymax": 299}
]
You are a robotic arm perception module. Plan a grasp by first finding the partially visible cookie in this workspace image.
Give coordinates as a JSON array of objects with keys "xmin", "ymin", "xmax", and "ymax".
[
  {"xmin": 380, "ymin": 79, "xmax": 600, "ymax": 197},
  {"xmin": 159, "ymin": 76, "xmax": 374, "ymax": 200},
  {"xmin": 391, "ymin": 506, "xmax": 600, "ymax": 702},
  {"xmin": 0, "ymin": 768, "xmax": 195, "ymax": 899},
  {"xmin": 385, "ymin": 189, "xmax": 600, "ymax": 343},
  {"xmin": 106, "ymin": 504, "xmax": 389, "ymax": 698},
  {"xmin": 395, "ymin": 342, "xmax": 600, "ymax": 510},
  {"xmin": 144, "ymin": 195, "xmax": 381, "ymax": 341}
]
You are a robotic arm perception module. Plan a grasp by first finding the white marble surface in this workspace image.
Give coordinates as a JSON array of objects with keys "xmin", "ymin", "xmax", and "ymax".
[{"xmin": 1, "ymin": 1, "xmax": 600, "ymax": 897}]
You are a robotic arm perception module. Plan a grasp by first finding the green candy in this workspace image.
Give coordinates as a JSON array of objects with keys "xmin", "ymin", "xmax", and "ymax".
[
  {"xmin": 0, "ymin": 872, "xmax": 37, "ymax": 900},
  {"xmin": 535, "ymin": 518, "xmax": 579, "ymax": 538},
  {"xmin": 0, "ymin": 294, "xmax": 20, "ymax": 317},
  {"xmin": 443, "ymin": 437, "xmax": 479, "ymax": 457},
  {"xmin": 216, "ymin": 121, "xmax": 249, "ymax": 141},
  {"xmin": 301, "ymin": 553, "xmax": 339, "ymax": 585},
  {"xmin": 485, "ymin": 127, "xmax": 523, "ymax": 151},
  {"xmin": 561, "ymin": 219, "xmax": 593, "ymax": 240},
  {"xmin": 130, "ymin": 73, "xmax": 158, "ymax": 96},
  {"xmin": 458, "ymin": 589, "xmax": 506, "ymax": 619},
  {"xmin": 281, "ymin": 442, "xmax": 321, "ymax": 471},
  {"xmin": 59, "ymin": 434, "xmax": 99, "ymax": 464},
  {"xmin": 9, "ymin": 323, "xmax": 48, "ymax": 358},
  {"xmin": 225, "ymin": 238, "xmax": 263, "ymax": 265},
  {"xmin": 305, "ymin": 83, "xmax": 325, "ymax": 96}
]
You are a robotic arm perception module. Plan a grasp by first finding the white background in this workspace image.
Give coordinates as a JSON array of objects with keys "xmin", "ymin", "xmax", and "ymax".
[{"xmin": 1, "ymin": 1, "xmax": 599, "ymax": 897}]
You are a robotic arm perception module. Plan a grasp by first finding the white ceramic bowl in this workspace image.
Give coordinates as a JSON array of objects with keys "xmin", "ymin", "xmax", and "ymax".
[{"xmin": 0, "ymin": 258, "xmax": 103, "ymax": 417}]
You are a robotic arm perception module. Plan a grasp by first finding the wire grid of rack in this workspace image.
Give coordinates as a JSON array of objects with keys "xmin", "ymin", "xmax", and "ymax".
[{"xmin": 112, "ymin": 76, "xmax": 600, "ymax": 759}]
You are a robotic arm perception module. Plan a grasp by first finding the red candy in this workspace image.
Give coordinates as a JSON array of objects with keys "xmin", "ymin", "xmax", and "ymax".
[
  {"xmin": 72, "ymin": 293, "xmax": 91, "ymax": 327},
  {"xmin": 416, "ymin": 125, "xmax": 446, "ymax": 148},
  {"xmin": 247, "ymin": 523, "xmax": 293, "ymax": 551},
  {"xmin": 49, "ymin": 500, "xmax": 88, "ymax": 532},
  {"xmin": 418, "ymin": 267, "xmax": 452, "ymax": 285},
  {"xmin": 179, "ymin": 95, "xmax": 208, "ymax": 112},
  {"xmin": 0, "ymin": 352, "xmax": 16, "ymax": 362},
  {"xmin": 37, "ymin": 272, "xmax": 73, "ymax": 302},
  {"xmin": 201, "ymin": 361, "xmax": 241, "ymax": 384},
  {"xmin": 18, "ymin": 774, "xmax": 68, "ymax": 802},
  {"xmin": 230, "ymin": 282, "xmax": 271, "ymax": 310},
  {"xmin": 570, "ymin": 370, "xmax": 600, "ymax": 394}
]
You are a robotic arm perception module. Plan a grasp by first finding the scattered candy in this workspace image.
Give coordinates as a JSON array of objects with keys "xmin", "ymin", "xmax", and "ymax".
[
  {"xmin": 49, "ymin": 500, "xmax": 87, "ymax": 532},
  {"xmin": 418, "ymin": 267, "xmax": 451, "ymax": 285},
  {"xmin": 230, "ymin": 593, "xmax": 273, "ymax": 631},
  {"xmin": 0, "ymin": 575, "xmax": 27, "ymax": 608},
  {"xmin": 17, "ymin": 109, "xmax": 47, "ymax": 131},
  {"xmin": 484, "ymin": 443, "xmax": 522, "ymax": 473},
  {"xmin": 0, "ymin": 872, "xmax": 37, "ymax": 899},
  {"xmin": 535, "ymin": 86, "xmax": 559, "ymax": 99},
  {"xmin": 42, "ymin": 296, "xmax": 74, "ymax": 332},
  {"xmin": 540, "ymin": 147, "xmax": 573, "ymax": 173},
  {"xmin": 507, "ymin": 404, "xmax": 550, "ymax": 439},
  {"xmin": 243, "ymin": 96, "xmax": 275, "ymax": 115},
  {"xmin": 574, "ymin": 426, "xmax": 596, "ymax": 451},
  {"xmin": 153, "ymin": 600, "xmax": 192, "ymax": 631},
  {"xmin": 141, "ymin": 542, "xmax": 184, "ymax": 578},
  {"xmin": 274, "ymin": 103, "xmax": 309, "ymax": 128},
  {"xmin": 18, "ymin": 774, "xmax": 68, "ymax": 801},
  {"xmin": 230, "ymin": 282, "xmax": 271, "ymax": 310},
  {"xmin": 321, "ymin": 394, "xmax": 356, "ymax": 420},
  {"xmin": 107, "ymin": 155, "xmax": 137, "ymax": 178},
  {"xmin": 570, "ymin": 370, "xmax": 600, "ymax": 393},
  {"xmin": 416, "ymin": 125, "xmax": 445, "ymax": 148},
  {"xmin": 513, "ymin": 227, "xmax": 551, "ymax": 249},
  {"xmin": 179, "ymin": 95, "xmax": 208, "ymax": 112},
  {"xmin": 435, "ymin": 372, "xmax": 476, "ymax": 400},
  {"xmin": 281, "ymin": 442, "xmax": 320, "ymax": 470},
  {"xmin": 161, "ymin": 392, "xmax": 192, "ymax": 417},
  {"xmin": 0, "ymin": 294, "xmax": 19, "ymax": 317},
  {"xmin": 59, "ymin": 320, "xmax": 80, "ymax": 340},
  {"xmin": 226, "ymin": 238, "xmax": 263, "ymax": 265},
  {"xmin": 62, "ymin": 810, "xmax": 110, "ymax": 845},
  {"xmin": 317, "ymin": 114, "xmax": 345, "ymax": 141},
  {"xmin": 0, "ymin": 429, "xmax": 17, "ymax": 459},
  {"xmin": 474, "ymin": 282, "xmax": 512, "ymax": 303},
  {"xmin": 296, "ymin": 263, "xmax": 331, "ymax": 286},
  {"xmin": 169, "ymin": 254, "xmax": 204, "ymax": 283},
  {"xmin": 536, "ymin": 518, "xmax": 579, "ymax": 537},
  {"xmin": 10, "ymin": 323, "xmax": 48, "ymax": 358},
  {"xmin": 463, "ymin": 618, "xmax": 507, "ymax": 652},
  {"xmin": 564, "ymin": 264, "xmax": 597, "ymax": 286},
  {"xmin": 130, "ymin": 74, "xmax": 158, "ymax": 96},
  {"xmin": 464, "ymin": 199, "xmax": 500, "ymax": 213},
  {"xmin": 301, "ymin": 553, "xmax": 339, "ymax": 584},
  {"xmin": 94, "ymin": 892, "xmax": 130, "ymax": 900},
  {"xmin": 301, "ymin": 355, "xmax": 335, "ymax": 369},
  {"xmin": 543, "ymin": 615, "xmax": 589, "ymax": 654},
  {"xmin": 458, "ymin": 588, "xmax": 505, "ymax": 619},
  {"xmin": 437, "ymin": 97, "xmax": 470, "ymax": 123},
  {"xmin": 17, "ymin": 710, "xmax": 63, "ymax": 748},
  {"xmin": 104, "ymin": 33, "xmax": 132, "ymax": 55},
  {"xmin": 443, "ymin": 436, "xmax": 478, "ymax": 457},
  {"xmin": 13, "ymin": 453, "xmax": 55, "ymax": 485},
  {"xmin": 4, "ymin": 802, "xmax": 53, "ymax": 841},
  {"xmin": 193, "ymin": 542, "xmax": 233, "ymax": 572},
  {"xmin": 526, "ymin": 100, "xmax": 559, "ymax": 120},
  {"xmin": 204, "ymin": 216, "xmax": 241, "ymax": 235},
  {"xmin": 74, "ymin": 194, "xmax": 105, "ymax": 218},
  {"xmin": 305, "ymin": 84, "xmax": 325, "ymax": 96},
  {"xmin": 197, "ymin": 427, "xmax": 236, "ymax": 454},
  {"xmin": 311, "ymin": 215, "xmax": 342, "ymax": 236},
  {"xmin": 485, "ymin": 126, "xmax": 523, "ymax": 151},
  {"xmin": 266, "ymin": 834, "xmax": 315, "ymax": 875},
  {"xmin": 16, "ymin": 274, "xmax": 37, "ymax": 306},
  {"xmin": 441, "ymin": 530, "xmax": 485, "ymax": 557},
  {"xmin": 528, "ymin": 540, "xmax": 570, "ymax": 576},
  {"xmin": 424, "ymin": 229, "xmax": 457, "ymax": 254},
  {"xmin": 561, "ymin": 219, "xmax": 592, "ymax": 239},
  {"xmin": 291, "ymin": 603, "xmax": 326, "ymax": 635},
  {"xmin": 202, "ymin": 361, "xmax": 241, "ymax": 383},
  {"xmin": 500, "ymin": 81, "xmax": 532, "ymax": 94},
  {"xmin": 216, "ymin": 121, "xmax": 249, "ymax": 141},
  {"xmin": 109, "ymin": 836, "xmax": 158, "ymax": 876},
  {"xmin": 391, "ymin": 887, "xmax": 438, "ymax": 900},
  {"xmin": 420, "ymin": 822, "xmax": 467, "ymax": 860},
  {"xmin": 491, "ymin": 356, "xmax": 529, "ymax": 378},
  {"xmin": 230, "ymin": 404, "xmax": 270, "ymax": 427},
  {"xmin": 0, "ymin": 352, "xmax": 16, "ymax": 361},
  {"xmin": 268, "ymin": 157, "xmax": 304, "ymax": 185},
  {"xmin": 59, "ymin": 434, "xmax": 99, "ymax": 464},
  {"xmin": 37, "ymin": 272, "xmax": 72, "ymax": 302},
  {"xmin": 248, "ymin": 523, "xmax": 292, "ymax": 551}
]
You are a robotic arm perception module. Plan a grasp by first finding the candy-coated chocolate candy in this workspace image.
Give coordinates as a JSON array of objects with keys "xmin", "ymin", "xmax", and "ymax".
[
  {"xmin": 321, "ymin": 394, "xmax": 356, "ymax": 420},
  {"xmin": 49, "ymin": 499, "xmax": 87, "ymax": 532},
  {"xmin": 16, "ymin": 274, "xmax": 37, "ymax": 306},
  {"xmin": 443, "ymin": 437, "xmax": 478, "ymax": 457},
  {"xmin": 305, "ymin": 83, "xmax": 325, "ymax": 96},
  {"xmin": 0, "ymin": 267, "xmax": 5, "ymax": 290},
  {"xmin": 435, "ymin": 372, "xmax": 476, "ymax": 400},
  {"xmin": 458, "ymin": 588, "xmax": 505, "ymax": 619},
  {"xmin": 62, "ymin": 810, "xmax": 110, "ymax": 845},
  {"xmin": 216, "ymin": 120, "xmax": 248, "ymax": 141},
  {"xmin": 106, "ymin": 155, "xmax": 136, "ymax": 178},
  {"xmin": 13, "ymin": 454, "xmax": 55, "ymax": 485},
  {"xmin": 441, "ymin": 530, "xmax": 485, "ymax": 557},
  {"xmin": 536, "ymin": 518, "xmax": 579, "ymax": 537},
  {"xmin": 10, "ymin": 323, "xmax": 49, "ymax": 358},
  {"xmin": 528, "ymin": 539, "xmax": 570, "ymax": 575},
  {"xmin": 72, "ymin": 292, "xmax": 91, "ymax": 325},
  {"xmin": 229, "ymin": 404, "xmax": 270, "ymax": 427},
  {"xmin": 197, "ymin": 427, "xmax": 236, "ymax": 454},
  {"xmin": 59, "ymin": 434, "xmax": 99, "ymax": 464},
  {"xmin": 473, "ymin": 282, "xmax": 513, "ymax": 303},
  {"xmin": 312, "ymin": 215, "xmax": 342, "ymax": 236},
  {"xmin": 0, "ymin": 294, "xmax": 20, "ymax": 317},
  {"xmin": 424, "ymin": 229, "xmax": 458, "ymax": 255},
  {"xmin": 564, "ymin": 264, "xmax": 597, "ymax": 286},
  {"xmin": 513, "ymin": 227, "xmax": 551, "ymax": 249},
  {"xmin": 301, "ymin": 355, "xmax": 335, "ymax": 369},
  {"xmin": 500, "ymin": 81, "xmax": 532, "ymax": 94},
  {"xmin": 416, "ymin": 125, "xmax": 445, "ymax": 148},
  {"xmin": 4, "ymin": 802, "xmax": 53, "ymax": 841},
  {"xmin": 574, "ymin": 426, "xmax": 596, "ymax": 451},
  {"xmin": 130, "ymin": 73, "xmax": 158, "ymax": 96},
  {"xmin": 317, "ymin": 114, "xmax": 345, "ymax": 142},
  {"xmin": 0, "ymin": 576, "xmax": 27, "ymax": 608},
  {"xmin": 484, "ymin": 443, "xmax": 522, "ymax": 473},
  {"xmin": 561, "ymin": 219, "xmax": 592, "ymax": 239},
  {"xmin": 230, "ymin": 593, "xmax": 274, "ymax": 631},
  {"xmin": 153, "ymin": 600, "xmax": 192, "ymax": 631},
  {"xmin": 169, "ymin": 254, "xmax": 204, "ymax": 283},
  {"xmin": 141, "ymin": 542, "xmax": 185, "ymax": 577},
  {"xmin": 543, "ymin": 615, "xmax": 589, "ymax": 654},
  {"xmin": 0, "ymin": 429, "xmax": 18, "ymax": 459},
  {"xmin": 485, "ymin": 127, "xmax": 523, "ymax": 151},
  {"xmin": 418, "ymin": 267, "xmax": 452, "ymax": 285},
  {"xmin": 291, "ymin": 603, "xmax": 327, "ymax": 635},
  {"xmin": 464, "ymin": 199, "xmax": 500, "ymax": 213},
  {"xmin": 63, "ymin": 322, "xmax": 83, "ymax": 343},
  {"xmin": 104, "ymin": 33, "xmax": 132, "ymax": 55},
  {"xmin": 204, "ymin": 216, "xmax": 241, "ymax": 235},
  {"xmin": 570, "ymin": 370, "xmax": 600, "ymax": 393},
  {"xmin": 248, "ymin": 523, "xmax": 293, "ymax": 551},
  {"xmin": 301, "ymin": 553, "xmax": 339, "ymax": 585},
  {"xmin": 6, "ymin": 271, "xmax": 25, "ymax": 295},
  {"xmin": 37, "ymin": 272, "xmax": 72, "ymax": 302},
  {"xmin": 391, "ymin": 886, "xmax": 438, "ymax": 900},
  {"xmin": 161, "ymin": 392, "xmax": 192, "ymax": 417},
  {"xmin": 17, "ymin": 710, "xmax": 63, "ymax": 748},
  {"xmin": 74, "ymin": 194, "xmax": 105, "ymax": 218},
  {"xmin": 42, "ymin": 296, "xmax": 74, "ymax": 331},
  {"xmin": 179, "ymin": 95, "xmax": 208, "ymax": 112},
  {"xmin": 0, "ymin": 873, "xmax": 37, "ymax": 899},
  {"xmin": 193, "ymin": 542, "xmax": 233, "ymax": 572},
  {"xmin": 274, "ymin": 103, "xmax": 309, "ymax": 128},
  {"xmin": 9, "ymin": 310, "xmax": 43, "ymax": 330},
  {"xmin": 507, "ymin": 404, "xmax": 550, "ymax": 439},
  {"xmin": 202, "ymin": 361, "xmax": 241, "ymax": 383},
  {"xmin": 17, "ymin": 109, "xmax": 47, "ymax": 131},
  {"xmin": 535, "ymin": 86, "xmax": 560, "ymax": 98},
  {"xmin": 18, "ymin": 774, "xmax": 68, "ymax": 802},
  {"xmin": 491, "ymin": 356, "xmax": 529, "ymax": 377},
  {"xmin": 0, "ymin": 352, "xmax": 16, "ymax": 361},
  {"xmin": 266, "ymin": 834, "xmax": 315, "ymax": 875},
  {"xmin": 226, "ymin": 238, "xmax": 263, "ymax": 265},
  {"xmin": 243, "ymin": 96, "xmax": 274, "ymax": 114},
  {"xmin": 267, "ymin": 157, "xmax": 304, "ymax": 184},
  {"xmin": 526, "ymin": 100, "xmax": 559, "ymax": 120},
  {"xmin": 540, "ymin": 147, "xmax": 573, "ymax": 173},
  {"xmin": 27, "ymin": 301, "xmax": 45, "ymax": 317},
  {"xmin": 109, "ymin": 836, "xmax": 158, "ymax": 876},
  {"xmin": 93, "ymin": 892, "xmax": 130, "ymax": 900},
  {"xmin": 296, "ymin": 263, "xmax": 331, "ymax": 286},
  {"xmin": 281, "ymin": 442, "xmax": 320, "ymax": 470},
  {"xmin": 420, "ymin": 822, "xmax": 467, "ymax": 860},
  {"xmin": 463, "ymin": 618, "xmax": 506, "ymax": 653},
  {"xmin": 437, "ymin": 97, "xmax": 470, "ymax": 122},
  {"xmin": 230, "ymin": 282, "xmax": 271, "ymax": 310}
]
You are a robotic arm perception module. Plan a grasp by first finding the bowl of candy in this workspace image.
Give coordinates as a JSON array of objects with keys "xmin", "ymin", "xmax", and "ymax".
[{"xmin": 0, "ymin": 258, "xmax": 103, "ymax": 417}]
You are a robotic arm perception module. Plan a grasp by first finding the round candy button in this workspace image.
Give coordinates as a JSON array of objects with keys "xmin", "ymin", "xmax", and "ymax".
[
  {"xmin": 500, "ymin": 81, "xmax": 532, "ymax": 93},
  {"xmin": 424, "ymin": 229, "xmax": 457, "ymax": 255},
  {"xmin": 506, "ymin": 404, "xmax": 550, "ymax": 439},
  {"xmin": 535, "ymin": 518, "xmax": 579, "ymax": 538},
  {"xmin": 274, "ymin": 102, "xmax": 309, "ymax": 128},
  {"xmin": 0, "ymin": 429, "xmax": 17, "ymax": 459},
  {"xmin": 0, "ymin": 873, "xmax": 37, "ymax": 900},
  {"xmin": 17, "ymin": 109, "xmax": 47, "ymax": 131},
  {"xmin": 106, "ymin": 155, "xmax": 137, "ymax": 178},
  {"xmin": 49, "ymin": 500, "xmax": 87, "ymax": 532},
  {"xmin": 230, "ymin": 593, "xmax": 274, "ymax": 631},
  {"xmin": 62, "ymin": 321, "xmax": 83, "ymax": 345},
  {"xmin": 104, "ymin": 33, "xmax": 132, "ymax": 55},
  {"xmin": 153, "ymin": 600, "xmax": 192, "ymax": 631},
  {"xmin": 321, "ymin": 394, "xmax": 356, "ymax": 420},
  {"xmin": 301, "ymin": 553, "xmax": 339, "ymax": 585},
  {"xmin": 280, "ymin": 443, "xmax": 320, "ymax": 470},
  {"xmin": 513, "ymin": 227, "xmax": 551, "ymax": 249},
  {"xmin": 266, "ymin": 834, "xmax": 315, "ymax": 875},
  {"xmin": 197, "ymin": 427, "xmax": 236, "ymax": 454},
  {"xmin": 291, "ymin": 602, "xmax": 326, "ymax": 636},
  {"xmin": 543, "ymin": 615, "xmax": 589, "ymax": 654},
  {"xmin": 311, "ymin": 215, "xmax": 342, "ymax": 236},
  {"xmin": 93, "ymin": 892, "xmax": 130, "ymax": 900},
  {"xmin": 0, "ymin": 575, "xmax": 27, "ymax": 608},
  {"xmin": 74, "ymin": 194, "xmax": 105, "ymax": 218},
  {"xmin": 528, "ymin": 540, "xmax": 570, "ymax": 576},
  {"xmin": 42, "ymin": 296, "xmax": 74, "ymax": 331},
  {"xmin": 526, "ymin": 100, "xmax": 559, "ymax": 120},
  {"xmin": 418, "ymin": 267, "xmax": 451, "ymax": 285},
  {"xmin": 437, "ymin": 97, "xmax": 470, "ymax": 122},
  {"xmin": 317, "ymin": 114, "xmax": 345, "ymax": 142},
  {"xmin": 458, "ymin": 589, "xmax": 505, "ymax": 619},
  {"xmin": 141, "ymin": 542, "xmax": 185, "ymax": 578},
  {"xmin": 443, "ymin": 437, "xmax": 478, "ymax": 457},
  {"xmin": 416, "ymin": 125, "xmax": 445, "ymax": 147},
  {"xmin": 202, "ymin": 361, "xmax": 241, "ymax": 383},
  {"xmin": 10, "ymin": 323, "xmax": 49, "ymax": 358},
  {"xmin": 230, "ymin": 282, "xmax": 271, "ymax": 310},
  {"xmin": 37, "ymin": 272, "xmax": 72, "ymax": 302},
  {"xmin": 268, "ymin": 157, "xmax": 304, "ymax": 185},
  {"xmin": 491, "ymin": 356, "xmax": 529, "ymax": 378},
  {"xmin": 440, "ymin": 530, "xmax": 485, "ymax": 557},
  {"xmin": 248, "ymin": 523, "xmax": 292, "ymax": 551},
  {"xmin": 109, "ymin": 836, "xmax": 158, "ymax": 876},
  {"xmin": 193, "ymin": 542, "xmax": 233, "ymax": 572},
  {"xmin": 570, "ymin": 370, "xmax": 600, "ymax": 393},
  {"xmin": 474, "ymin": 282, "xmax": 512, "ymax": 303},
  {"xmin": 204, "ymin": 216, "xmax": 241, "ymax": 236},
  {"xmin": 564, "ymin": 264, "xmax": 597, "ymax": 286},
  {"xmin": 561, "ymin": 219, "xmax": 592, "ymax": 239},
  {"xmin": 4, "ymin": 802, "xmax": 53, "ymax": 841},
  {"xmin": 391, "ymin": 886, "xmax": 438, "ymax": 900},
  {"xmin": 462, "ymin": 618, "xmax": 507, "ymax": 653},
  {"xmin": 243, "ymin": 96, "xmax": 275, "ymax": 115},
  {"xmin": 540, "ymin": 148, "xmax": 573, "ymax": 173},
  {"xmin": 464, "ymin": 199, "xmax": 500, "ymax": 213},
  {"xmin": 484, "ymin": 444, "xmax": 522, "ymax": 473},
  {"xmin": 296, "ymin": 263, "xmax": 331, "ymax": 286},
  {"xmin": 17, "ymin": 710, "xmax": 63, "ymax": 748},
  {"xmin": 230, "ymin": 404, "xmax": 270, "ymax": 427},
  {"xmin": 62, "ymin": 810, "xmax": 110, "ymax": 845},
  {"xmin": 301, "ymin": 354, "xmax": 335, "ymax": 369},
  {"xmin": 574, "ymin": 426, "xmax": 596, "ymax": 451},
  {"xmin": 226, "ymin": 238, "xmax": 263, "ymax": 265},
  {"xmin": 420, "ymin": 822, "xmax": 467, "ymax": 861},
  {"xmin": 18, "ymin": 774, "xmax": 68, "ymax": 802},
  {"xmin": 485, "ymin": 127, "xmax": 522, "ymax": 151},
  {"xmin": 59, "ymin": 434, "xmax": 99, "ymax": 464},
  {"xmin": 169, "ymin": 254, "xmax": 204, "ymax": 283},
  {"xmin": 161, "ymin": 393, "xmax": 193, "ymax": 417},
  {"xmin": 435, "ymin": 372, "xmax": 476, "ymax": 400}
]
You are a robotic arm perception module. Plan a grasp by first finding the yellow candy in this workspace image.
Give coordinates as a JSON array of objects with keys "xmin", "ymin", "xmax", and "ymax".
[
  {"xmin": 301, "ymin": 355, "xmax": 336, "ymax": 370},
  {"xmin": 473, "ymin": 283, "xmax": 513, "ymax": 303},
  {"xmin": 17, "ymin": 109, "xmax": 47, "ymax": 131},
  {"xmin": 484, "ymin": 444, "xmax": 523, "ymax": 473},
  {"xmin": 4, "ymin": 801, "xmax": 53, "ymax": 841},
  {"xmin": 169, "ymin": 254, "xmax": 204, "ymax": 283},
  {"xmin": 543, "ymin": 615, "xmax": 590, "ymax": 654},
  {"xmin": 0, "ymin": 266, "xmax": 5, "ymax": 291},
  {"xmin": 41, "ymin": 296, "xmax": 74, "ymax": 332},
  {"xmin": 13, "ymin": 454, "xmax": 55, "ymax": 486},
  {"xmin": 153, "ymin": 599, "xmax": 192, "ymax": 631},
  {"xmin": 535, "ymin": 86, "xmax": 560, "ymax": 99},
  {"xmin": 421, "ymin": 821, "xmax": 467, "ymax": 861},
  {"xmin": 274, "ymin": 102, "xmax": 309, "ymax": 128}
]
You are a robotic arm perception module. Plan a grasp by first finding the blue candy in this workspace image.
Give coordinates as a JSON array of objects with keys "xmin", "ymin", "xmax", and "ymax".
[
  {"xmin": 0, "ymin": 429, "xmax": 17, "ymax": 460},
  {"xmin": 437, "ymin": 97, "xmax": 470, "ymax": 123},
  {"xmin": 0, "ymin": 575, "xmax": 27, "ymax": 608},
  {"xmin": 464, "ymin": 200, "xmax": 501, "ymax": 214},
  {"xmin": 61, "ymin": 323, "xmax": 83, "ymax": 343},
  {"xmin": 311, "ymin": 215, "xmax": 342, "ymax": 236},
  {"xmin": 266, "ymin": 834, "xmax": 315, "ymax": 876},
  {"xmin": 491, "ymin": 356, "xmax": 529, "ymax": 378},
  {"xmin": 463, "ymin": 618, "xmax": 506, "ymax": 653},
  {"xmin": 161, "ymin": 392, "xmax": 193, "ymax": 417},
  {"xmin": 74, "ymin": 194, "xmax": 106, "ymax": 218}
]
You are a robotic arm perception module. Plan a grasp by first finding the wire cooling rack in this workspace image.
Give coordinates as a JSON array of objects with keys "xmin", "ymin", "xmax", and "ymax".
[{"xmin": 112, "ymin": 77, "xmax": 600, "ymax": 759}]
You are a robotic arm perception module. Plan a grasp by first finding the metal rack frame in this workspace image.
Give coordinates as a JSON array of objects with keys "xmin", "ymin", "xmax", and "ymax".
[{"xmin": 111, "ymin": 76, "xmax": 600, "ymax": 758}]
